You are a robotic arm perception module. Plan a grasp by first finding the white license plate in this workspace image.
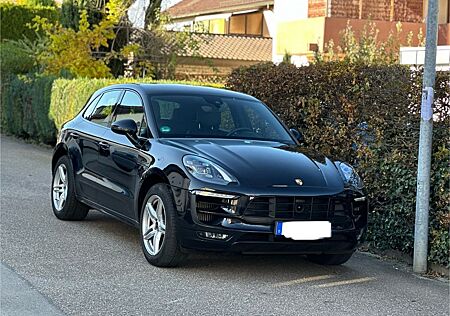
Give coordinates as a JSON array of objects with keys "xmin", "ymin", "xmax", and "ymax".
[{"xmin": 275, "ymin": 221, "xmax": 332, "ymax": 240}]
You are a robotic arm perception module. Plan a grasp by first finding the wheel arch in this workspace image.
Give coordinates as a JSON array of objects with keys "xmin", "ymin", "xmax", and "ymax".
[
  {"xmin": 52, "ymin": 143, "xmax": 69, "ymax": 173},
  {"xmin": 135, "ymin": 169, "xmax": 171, "ymax": 222}
]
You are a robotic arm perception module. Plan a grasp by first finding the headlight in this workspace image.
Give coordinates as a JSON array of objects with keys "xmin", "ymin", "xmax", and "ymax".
[
  {"xmin": 336, "ymin": 162, "xmax": 363, "ymax": 189},
  {"xmin": 183, "ymin": 155, "xmax": 237, "ymax": 185}
]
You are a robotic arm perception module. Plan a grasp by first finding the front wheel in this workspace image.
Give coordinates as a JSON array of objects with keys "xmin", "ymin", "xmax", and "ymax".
[
  {"xmin": 307, "ymin": 252, "xmax": 354, "ymax": 265},
  {"xmin": 140, "ymin": 184, "xmax": 185, "ymax": 267}
]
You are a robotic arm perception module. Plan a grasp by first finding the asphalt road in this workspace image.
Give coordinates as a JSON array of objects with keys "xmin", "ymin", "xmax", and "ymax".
[{"xmin": 1, "ymin": 135, "xmax": 448, "ymax": 316}]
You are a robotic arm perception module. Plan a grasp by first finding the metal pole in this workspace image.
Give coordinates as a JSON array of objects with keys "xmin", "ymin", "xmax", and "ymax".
[{"xmin": 413, "ymin": 0, "xmax": 439, "ymax": 274}]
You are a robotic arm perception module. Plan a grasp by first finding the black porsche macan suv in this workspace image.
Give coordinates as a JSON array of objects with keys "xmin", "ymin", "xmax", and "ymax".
[{"xmin": 51, "ymin": 84, "xmax": 368, "ymax": 267}]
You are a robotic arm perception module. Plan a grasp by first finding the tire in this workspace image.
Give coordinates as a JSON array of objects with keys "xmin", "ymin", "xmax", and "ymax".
[
  {"xmin": 51, "ymin": 155, "xmax": 89, "ymax": 220},
  {"xmin": 139, "ymin": 183, "xmax": 185, "ymax": 267},
  {"xmin": 307, "ymin": 252, "xmax": 354, "ymax": 265}
]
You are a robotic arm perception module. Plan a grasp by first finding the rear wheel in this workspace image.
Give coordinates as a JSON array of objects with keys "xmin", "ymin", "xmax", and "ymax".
[
  {"xmin": 307, "ymin": 253, "xmax": 354, "ymax": 265},
  {"xmin": 51, "ymin": 156, "xmax": 89, "ymax": 220},
  {"xmin": 140, "ymin": 184, "xmax": 185, "ymax": 267}
]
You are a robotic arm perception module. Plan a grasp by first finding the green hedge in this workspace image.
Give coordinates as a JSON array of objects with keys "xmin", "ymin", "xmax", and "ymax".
[
  {"xmin": 0, "ymin": 3, "xmax": 59, "ymax": 41},
  {"xmin": 0, "ymin": 42, "xmax": 35, "ymax": 75},
  {"xmin": 1, "ymin": 77, "xmax": 223, "ymax": 144},
  {"xmin": 50, "ymin": 78, "xmax": 224, "ymax": 130},
  {"xmin": 1, "ymin": 74, "xmax": 56, "ymax": 143},
  {"xmin": 26, "ymin": 0, "xmax": 56, "ymax": 6},
  {"xmin": 227, "ymin": 62, "xmax": 450, "ymax": 268}
]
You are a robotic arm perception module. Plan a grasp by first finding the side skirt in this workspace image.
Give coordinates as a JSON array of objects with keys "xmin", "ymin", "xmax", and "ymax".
[{"xmin": 78, "ymin": 196, "xmax": 140, "ymax": 228}]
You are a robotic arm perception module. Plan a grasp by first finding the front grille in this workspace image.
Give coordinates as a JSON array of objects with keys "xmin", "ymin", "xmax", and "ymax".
[{"xmin": 243, "ymin": 196, "xmax": 354, "ymax": 229}]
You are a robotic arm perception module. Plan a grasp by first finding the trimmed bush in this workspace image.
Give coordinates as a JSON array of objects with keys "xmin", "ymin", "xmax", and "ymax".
[
  {"xmin": 0, "ymin": 3, "xmax": 59, "ymax": 41},
  {"xmin": 50, "ymin": 78, "xmax": 224, "ymax": 130},
  {"xmin": 227, "ymin": 62, "xmax": 450, "ymax": 267},
  {"xmin": 1, "ymin": 74, "xmax": 56, "ymax": 143}
]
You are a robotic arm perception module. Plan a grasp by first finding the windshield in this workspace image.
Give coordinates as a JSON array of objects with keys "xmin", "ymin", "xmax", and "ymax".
[{"xmin": 149, "ymin": 94, "xmax": 294, "ymax": 143}]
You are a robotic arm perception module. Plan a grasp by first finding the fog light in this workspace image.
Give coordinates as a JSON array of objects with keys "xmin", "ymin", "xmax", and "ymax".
[{"xmin": 200, "ymin": 232, "xmax": 229, "ymax": 240}]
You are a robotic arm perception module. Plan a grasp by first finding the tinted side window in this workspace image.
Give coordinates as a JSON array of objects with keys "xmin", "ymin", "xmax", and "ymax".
[
  {"xmin": 89, "ymin": 90, "xmax": 122, "ymax": 127},
  {"xmin": 82, "ymin": 94, "xmax": 101, "ymax": 119},
  {"xmin": 113, "ymin": 91, "xmax": 147, "ymax": 137}
]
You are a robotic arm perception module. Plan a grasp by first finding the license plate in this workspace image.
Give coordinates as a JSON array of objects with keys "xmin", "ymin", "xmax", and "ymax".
[{"xmin": 275, "ymin": 221, "xmax": 331, "ymax": 240}]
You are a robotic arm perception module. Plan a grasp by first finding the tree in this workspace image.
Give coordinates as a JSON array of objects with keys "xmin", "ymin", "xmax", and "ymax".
[
  {"xmin": 60, "ymin": 0, "xmax": 103, "ymax": 30},
  {"xmin": 30, "ymin": 6, "xmax": 119, "ymax": 78},
  {"xmin": 22, "ymin": 0, "xmax": 200, "ymax": 79},
  {"xmin": 122, "ymin": 7, "xmax": 204, "ymax": 80},
  {"xmin": 144, "ymin": 0, "xmax": 162, "ymax": 29},
  {"xmin": 314, "ymin": 21, "xmax": 425, "ymax": 65}
]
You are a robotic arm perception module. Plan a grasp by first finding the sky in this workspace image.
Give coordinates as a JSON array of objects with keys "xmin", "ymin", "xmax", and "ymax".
[
  {"xmin": 161, "ymin": 0, "xmax": 183, "ymax": 10},
  {"xmin": 128, "ymin": 0, "xmax": 183, "ymax": 28}
]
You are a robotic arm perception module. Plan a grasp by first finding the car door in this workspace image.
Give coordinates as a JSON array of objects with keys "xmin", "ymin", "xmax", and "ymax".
[
  {"xmin": 97, "ymin": 90, "xmax": 149, "ymax": 218},
  {"xmin": 74, "ymin": 89, "xmax": 123, "ymax": 204}
]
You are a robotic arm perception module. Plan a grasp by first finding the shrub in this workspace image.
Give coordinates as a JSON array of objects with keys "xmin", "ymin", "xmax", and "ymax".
[
  {"xmin": 226, "ymin": 62, "xmax": 450, "ymax": 267},
  {"xmin": 50, "ymin": 78, "xmax": 224, "ymax": 130},
  {"xmin": 1, "ymin": 74, "xmax": 56, "ymax": 143},
  {"xmin": 0, "ymin": 42, "xmax": 34, "ymax": 75},
  {"xmin": 0, "ymin": 3, "xmax": 59, "ymax": 41}
]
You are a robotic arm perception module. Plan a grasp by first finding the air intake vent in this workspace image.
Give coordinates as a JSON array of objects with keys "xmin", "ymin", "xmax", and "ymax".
[{"xmin": 197, "ymin": 212, "xmax": 216, "ymax": 223}]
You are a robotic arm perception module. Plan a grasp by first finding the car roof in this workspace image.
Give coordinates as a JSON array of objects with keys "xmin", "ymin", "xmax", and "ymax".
[{"xmin": 97, "ymin": 83, "xmax": 258, "ymax": 101}]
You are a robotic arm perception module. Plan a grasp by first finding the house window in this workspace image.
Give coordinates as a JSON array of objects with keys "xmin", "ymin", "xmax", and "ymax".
[
  {"xmin": 229, "ymin": 14, "xmax": 246, "ymax": 34},
  {"xmin": 209, "ymin": 19, "xmax": 226, "ymax": 34},
  {"xmin": 194, "ymin": 19, "xmax": 226, "ymax": 34},
  {"xmin": 193, "ymin": 20, "xmax": 209, "ymax": 33},
  {"xmin": 228, "ymin": 12, "xmax": 264, "ymax": 36},
  {"xmin": 246, "ymin": 12, "xmax": 263, "ymax": 35}
]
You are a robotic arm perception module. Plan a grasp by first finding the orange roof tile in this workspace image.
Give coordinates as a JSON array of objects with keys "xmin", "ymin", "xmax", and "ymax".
[
  {"xmin": 182, "ymin": 33, "xmax": 272, "ymax": 62},
  {"xmin": 166, "ymin": 0, "xmax": 274, "ymax": 19}
]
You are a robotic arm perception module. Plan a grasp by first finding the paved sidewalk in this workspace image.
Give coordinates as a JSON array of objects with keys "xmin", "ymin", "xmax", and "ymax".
[{"xmin": 1, "ymin": 263, "xmax": 63, "ymax": 316}]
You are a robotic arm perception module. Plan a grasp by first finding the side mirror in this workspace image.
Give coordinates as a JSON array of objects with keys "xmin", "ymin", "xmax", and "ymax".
[
  {"xmin": 111, "ymin": 119, "xmax": 141, "ymax": 148},
  {"xmin": 290, "ymin": 128, "xmax": 304, "ymax": 143}
]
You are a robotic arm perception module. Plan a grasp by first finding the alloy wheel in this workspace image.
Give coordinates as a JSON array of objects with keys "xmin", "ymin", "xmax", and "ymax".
[
  {"xmin": 52, "ymin": 164, "xmax": 68, "ymax": 211},
  {"xmin": 142, "ymin": 195, "xmax": 166, "ymax": 255}
]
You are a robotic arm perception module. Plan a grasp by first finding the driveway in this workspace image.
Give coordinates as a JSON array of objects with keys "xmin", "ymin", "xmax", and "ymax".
[{"xmin": 1, "ymin": 135, "xmax": 448, "ymax": 315}]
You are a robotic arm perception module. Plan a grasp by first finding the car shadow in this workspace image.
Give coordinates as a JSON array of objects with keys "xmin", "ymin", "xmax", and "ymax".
[
  {"xmin": 181, "ymin": 252, "xmax": 355, "ymax": 275},
  {"xmin": 82, "ymin": 210, "xmax": 357, "ymax": 278}
]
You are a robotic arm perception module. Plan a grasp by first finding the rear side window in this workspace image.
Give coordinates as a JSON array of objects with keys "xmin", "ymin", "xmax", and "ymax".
[
  {"xmin": 88, "ymin": 90, "xmax": 122, "ymax": 127},
  {"xmin": 82, "ymin": 94, "xmax": 101, "ymax": 119}
]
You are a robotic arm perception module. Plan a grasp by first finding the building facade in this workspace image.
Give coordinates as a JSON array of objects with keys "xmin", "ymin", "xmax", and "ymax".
[{"xmin": 166, "ymin": 0, "xmax": 450, "ymax": 68}]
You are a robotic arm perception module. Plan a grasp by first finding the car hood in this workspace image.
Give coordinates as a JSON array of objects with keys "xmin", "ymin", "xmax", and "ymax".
[{"xmin": 160, "ymin": 139, "xmax": 344, "ymax": 189}]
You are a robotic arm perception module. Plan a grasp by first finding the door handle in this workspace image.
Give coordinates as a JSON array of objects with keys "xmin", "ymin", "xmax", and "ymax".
[
  {"xmin": 99, "ymin": 141, "xmax": 110, "ymax": 149},
  {"xmin": 69, "ymin": 132, "xmax": 79, "ymax": 139}
]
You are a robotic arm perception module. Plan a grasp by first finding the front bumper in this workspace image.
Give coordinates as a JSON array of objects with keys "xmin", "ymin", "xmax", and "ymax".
[{"xmin": 173, "ymin": 188, "xmax": 368, "ymax": 254}]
